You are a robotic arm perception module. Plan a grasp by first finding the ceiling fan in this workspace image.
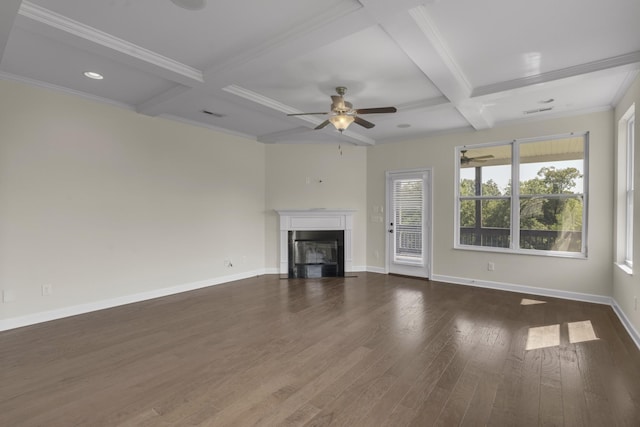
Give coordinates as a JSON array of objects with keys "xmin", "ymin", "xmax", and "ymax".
[
  {"xmin": 460, "ymin": 149, "xmax": 494, "ymax": 165},
  {"xmin": 287, "ymin": 87, "xmax": 397, "ymax": 132}
]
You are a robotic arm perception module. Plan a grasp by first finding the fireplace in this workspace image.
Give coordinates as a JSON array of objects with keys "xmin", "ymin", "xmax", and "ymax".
[
  {"xmin": 289, "ymin": 230, "xmax": 344, "ymax": 278},
  {"xmin": 276, "ymin": 209, "xmax": 355, "ymax": 278}
]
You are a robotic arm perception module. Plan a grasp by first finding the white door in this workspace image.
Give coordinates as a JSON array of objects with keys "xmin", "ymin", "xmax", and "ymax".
[{"xmin": 386, "ymin": 169, "xmax": 431, "ymax": 278}]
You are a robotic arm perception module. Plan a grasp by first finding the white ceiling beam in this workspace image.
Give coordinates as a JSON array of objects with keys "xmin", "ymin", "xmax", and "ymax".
[
  {"xmin": 0, "ymin": 0, "xmax": 21, "ymax": 62},
  {"xmin": 380, "ymin": 5, "xmax": 494, "ymax": 130},
  {"xmin": 396, "ymin": 95, "xmax": 452, "ymax": 112}
]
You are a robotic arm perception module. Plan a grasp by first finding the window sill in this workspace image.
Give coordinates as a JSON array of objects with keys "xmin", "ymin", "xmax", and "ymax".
[
  {"xmin": 616, "ymin": 263, "xmax": 633, "ymax": 276},
  {"xmin": 454, "ymin": 244, "xmax": 587, "ymax": 259}
]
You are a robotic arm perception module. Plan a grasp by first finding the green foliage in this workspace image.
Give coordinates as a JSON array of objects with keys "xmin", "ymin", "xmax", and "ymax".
[{"xmin": 460, "ymin": 166, "xmax": 583, "ymax": 232}]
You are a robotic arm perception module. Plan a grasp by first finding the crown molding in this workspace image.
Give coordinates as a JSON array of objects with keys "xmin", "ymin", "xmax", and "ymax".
[
  {"xmin": 18, "ymin": 1, "xmax": 203, "ymax": 85},
  {"xmin": 611, "ymin": 70, "xmax": 640, "ymax": 107}
]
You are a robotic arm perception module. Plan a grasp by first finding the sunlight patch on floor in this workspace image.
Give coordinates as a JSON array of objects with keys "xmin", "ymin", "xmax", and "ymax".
[
  {"xmin": 526, "ymin": 320, "xmax": 598, "ymax": 350},
  {"xmin": 568, "ymin": 320, "xmax": 598, "ymax": 344},
  {"xmin": 521, "ymin": 298, "xmax": 547, "ymax": 305},
  {"xmin": 526, "ymin": 324, "xmax": 560, "ymax": 350}
]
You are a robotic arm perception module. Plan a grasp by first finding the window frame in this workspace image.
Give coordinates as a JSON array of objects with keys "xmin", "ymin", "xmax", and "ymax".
[
  {"xmin": 454, "ymin": 132, "xmax": 589, "ymax": 258},
  {"xmin": 618, "ymin": 104, "xmax": 635, "ymax": 271},
  {"xmin": 625, "ymin": 115, "xmax": 635, "ymax": 268}
]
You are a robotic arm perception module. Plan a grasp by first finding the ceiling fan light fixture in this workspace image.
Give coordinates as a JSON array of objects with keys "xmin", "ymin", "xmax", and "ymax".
[{"xmin": 329, "ymin": 114, "xmax": 355, "ymax": 132}]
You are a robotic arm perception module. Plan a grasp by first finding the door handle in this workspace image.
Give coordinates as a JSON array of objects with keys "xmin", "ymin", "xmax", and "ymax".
[{"xmin": 388, "ymin": 229, "xmax": 394, "ymax": 233}]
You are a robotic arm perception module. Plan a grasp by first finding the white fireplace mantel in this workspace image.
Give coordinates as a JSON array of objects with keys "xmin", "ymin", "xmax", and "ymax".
[{"xmin": 276, "ymin": 209, "xmax": 355, "ymax": 275}]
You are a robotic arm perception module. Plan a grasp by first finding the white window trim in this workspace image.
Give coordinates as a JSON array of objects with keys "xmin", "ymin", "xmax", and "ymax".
[
  {"xmin": 617, "ymin": 104, "xmax": 635, "ymax": 272},
  {"xmin": 454, "ymin": 132, "xmax": 588, "ymax": 259}
]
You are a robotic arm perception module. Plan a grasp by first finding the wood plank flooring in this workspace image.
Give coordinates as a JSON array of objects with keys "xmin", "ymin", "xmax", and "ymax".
[{"xmin": 2, "ymin": 273, "xmax": 640, "ymax": 426}]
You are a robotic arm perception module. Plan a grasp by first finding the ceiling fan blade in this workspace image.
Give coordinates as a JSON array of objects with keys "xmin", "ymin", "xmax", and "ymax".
[
  {"xmin": 287, "ymin": 112, "xmax": 329, "ymax": 116},
  {"xmin": 314, "ymin": 120, "xmax": 331, "ymax": 130},
  {"xmin": 354, "ymin": 116, "xmax": 375, "ymax": 129},
  {"xmin": 471, "ymin": 155, "xmax": 495, "ymax": 160},
  {"xmin": 355, "ymin": 106, "xmax": 397, "ymax": 114}
]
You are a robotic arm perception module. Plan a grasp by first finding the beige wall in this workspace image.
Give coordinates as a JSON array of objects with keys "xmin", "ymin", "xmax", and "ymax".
[
  {"xmin": 0, "ymin": 80, "xmax": 266, "ymax": 320},
  {"xmin": 368, "ymin": 111, "xmax": 614, "ymax": 297},
  {"xmin": 2, "ymin": 75, "xmax": 634, "ymax": 334},
  {"xmin": 264, "ymin": 143, "xmax": 368, "ymax": 270},
  {"xmin": 613, "ymin": 73, "xmax": 640, "ymax": 333}
]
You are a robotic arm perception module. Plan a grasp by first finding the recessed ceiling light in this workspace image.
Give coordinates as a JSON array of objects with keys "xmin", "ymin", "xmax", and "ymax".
[
  {"xmin": 170, "ymin": 0, "xmax": 206, "ymax": 10},
  {"xmin": 539, "ymin": 98, "xmax": 555, "ymax": 104},
  {"xmin": 83, "ymin": 71, "xmax": 104, "ymax": 80},
  {"xmin": 397, "ymin": 123, "xmax": 411, "ymax": 128}
]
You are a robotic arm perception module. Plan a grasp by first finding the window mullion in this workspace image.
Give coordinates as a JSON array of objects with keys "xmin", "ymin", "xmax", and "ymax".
[{"xmin": 511, "ymin": 141, "xmax": 520, "ymax": 250}]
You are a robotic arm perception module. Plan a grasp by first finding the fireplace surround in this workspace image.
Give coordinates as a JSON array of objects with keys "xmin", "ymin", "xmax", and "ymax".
[{"xmin": 276, "ymin": 209, "xmax": 355, "ymax": 277}]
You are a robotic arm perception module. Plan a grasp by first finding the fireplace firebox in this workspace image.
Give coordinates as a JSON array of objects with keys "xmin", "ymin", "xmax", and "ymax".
[
  {"xmin": 288, "ymin": 230, "xmax": 344, "ymax": 278},
  {"xmin": 276, "ymin": 209, "xmax": 355, "ymax": 277}
]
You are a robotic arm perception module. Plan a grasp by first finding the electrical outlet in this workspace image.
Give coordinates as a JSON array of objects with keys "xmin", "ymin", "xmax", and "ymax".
[
  {"xmin": 42, "ymin": 284, "xmax": 53, "ymax": 296},
  {"xmin": 2, "ymin": 290, "xmax": 16, "ymax": 303},
  {"xmin": 487, "ymin": 262, "xmax": 495, "ymax": 271}
]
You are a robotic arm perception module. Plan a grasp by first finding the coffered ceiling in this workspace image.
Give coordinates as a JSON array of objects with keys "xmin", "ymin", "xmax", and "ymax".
[{"xmin": 1, "ymin": 0, "xmax": 638, "ymax": 145}]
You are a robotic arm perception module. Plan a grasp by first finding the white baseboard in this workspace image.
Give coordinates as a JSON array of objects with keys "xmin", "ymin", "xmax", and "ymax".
[
  {"xmin": 431, "ymin": 274, "xmax": 612, "ymax": 305},
  {"xmin": 366, "ymin": 266, "xmax": 386, "ymax": 274},
  {"xmin": 611, "ymin": 299, "xmax": 640, "ymax": 350},
  {"xmin": 0, "ymin": 269, "xmax": 266, "ymax": 332}
]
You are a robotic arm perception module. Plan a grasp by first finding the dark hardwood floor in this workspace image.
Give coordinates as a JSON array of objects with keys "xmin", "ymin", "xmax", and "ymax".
[{"xmin": 2, "ymin": 273, "xmax": 640, "ymax": 426}]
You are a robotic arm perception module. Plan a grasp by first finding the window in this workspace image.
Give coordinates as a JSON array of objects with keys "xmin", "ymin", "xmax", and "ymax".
[
  {"xmin": 618, "ymin": 104, "xmax": 635, "ymax": 271},
  {"xmin": 456, "ymin": 133, "xmax": 587, "ymax": 257}
]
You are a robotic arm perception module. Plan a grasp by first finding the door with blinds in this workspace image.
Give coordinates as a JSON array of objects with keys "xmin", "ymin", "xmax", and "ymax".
[{"xmin": 386, "ymin": 169, "xmax": 431, "ymax": 278}]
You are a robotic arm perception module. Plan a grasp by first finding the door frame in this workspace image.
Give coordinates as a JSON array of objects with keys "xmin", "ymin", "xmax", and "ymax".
[{"xmin": 385, "ymin": 168, "xmax": 433, "ymax": 278}]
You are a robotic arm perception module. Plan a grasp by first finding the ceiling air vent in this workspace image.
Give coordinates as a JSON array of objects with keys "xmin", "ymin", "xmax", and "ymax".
[
  {"xmin": 523, "ymin": 107, "xmax": 553, "ymax": 115},
  {"xmin": 201, "ymin": 110, "xmax": 225, "ymax": 118}
]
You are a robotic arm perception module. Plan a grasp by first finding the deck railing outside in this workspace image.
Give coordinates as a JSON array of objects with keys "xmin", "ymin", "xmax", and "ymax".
[{"xmin": 459, "ymin": 227, "xmax": 582, "ymax": 251}]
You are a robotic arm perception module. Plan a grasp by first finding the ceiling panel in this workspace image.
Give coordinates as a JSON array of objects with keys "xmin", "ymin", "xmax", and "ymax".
[
  {"xmin": 479, "ymin": 67, "xmax": 637, "ymax": 124},
  {"xmin": 156, "ymin": 91, "xmax": 301, "ymax": 138},
  {"xmin": 0, "ymin": 25, "xmax": 176, "ymax": 106},
  {"xmin": 27, "ymin": 0, "xmax": 355, "ymax": 68},
  {"xmin": 240, "ymin": 25, "xmax": 444, "ymax": 113},
  {"xmin": 426, "ymin": 0, "xmax": 640, "ymax": 87}
]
